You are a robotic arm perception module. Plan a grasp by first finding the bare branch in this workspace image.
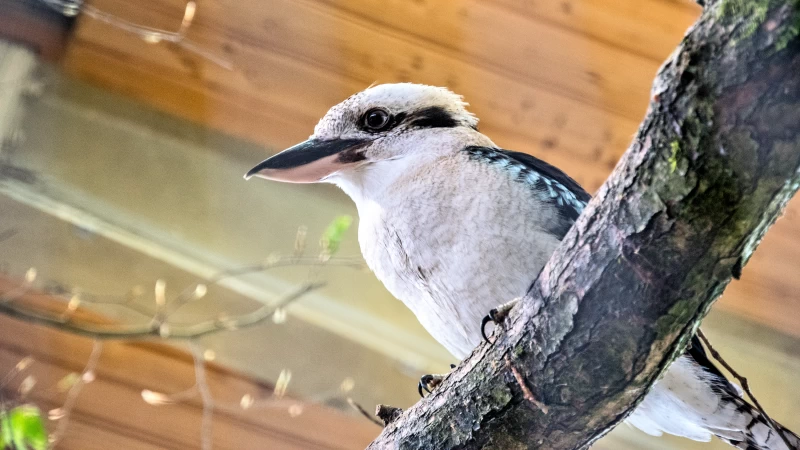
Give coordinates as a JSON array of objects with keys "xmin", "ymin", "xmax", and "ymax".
[
  {"xmin": 347, "ymin": 398, "xmax": 383, "ymax": 428},
  {"xmin": 39, "ymin": 0, "xmax": 234, "ymax": 69},
  {"xmin": 189, "ymin": 341, "xmax": 214, "ymax": 450},
  {"xmin": 0, "ymin": 356, "xmax": 34, "ymax": 390},
  {"xmin": 49, "ymin": 340, "xmax": 103, "ymax": 447},
  {"xmin": 0, "ymin": 253, "xmax": 363, "ymax": 340},
  {"xmin": 0, "ymin": 280, "xmax": 323, "ymax": 339}
]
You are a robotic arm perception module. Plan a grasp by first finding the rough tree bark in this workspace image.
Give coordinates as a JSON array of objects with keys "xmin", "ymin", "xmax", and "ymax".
[{"xmin": 367, "ymin": 1, "xmax": 800, "ymax": 449}]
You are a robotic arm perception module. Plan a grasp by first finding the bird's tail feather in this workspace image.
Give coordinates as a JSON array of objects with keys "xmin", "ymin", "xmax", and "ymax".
[{"xmin": 713, "ymin": 396, "xmax": 799, "ymax": 450}]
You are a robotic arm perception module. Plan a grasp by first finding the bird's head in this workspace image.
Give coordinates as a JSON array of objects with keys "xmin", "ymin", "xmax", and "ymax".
[{"xmin": 244, "ymin": 83, "xmax": 485, "ymax": 189}]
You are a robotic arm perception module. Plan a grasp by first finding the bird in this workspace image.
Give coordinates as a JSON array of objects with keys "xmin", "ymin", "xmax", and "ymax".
[{"xmin": 245, "ymin": 83, "xmax": 799, "ymax": 450}]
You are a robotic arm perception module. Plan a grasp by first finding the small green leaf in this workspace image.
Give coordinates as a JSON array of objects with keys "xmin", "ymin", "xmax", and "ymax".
[
  {"xmin": 320, "ymin": 215, "xmax": 353, "ymax": 255},
  {"xmin": 0, "ymin": 413, "xmax": 11, "ymax": 449},
  {"xmin": 1, "ymin": 405, "xmax": 48, "ymax": 450}
]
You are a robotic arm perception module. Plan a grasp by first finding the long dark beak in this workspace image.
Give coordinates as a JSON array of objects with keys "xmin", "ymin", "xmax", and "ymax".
[{"xmin": 244, "ymin": 138, "xmax": 370, "ymax": 183}]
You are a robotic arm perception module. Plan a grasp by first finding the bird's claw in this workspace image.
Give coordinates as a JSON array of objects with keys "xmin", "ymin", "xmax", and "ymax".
[
  {"xmin": 481, "ymin": 309, "xmax": 499, "ymax": 343},
  {"xmin": 418, "ymin": 373, "xmax": 445, "ymax": 398},
  {"xmin": 481, "ymin": 298, "xmax": 521, "ymax": 344}
]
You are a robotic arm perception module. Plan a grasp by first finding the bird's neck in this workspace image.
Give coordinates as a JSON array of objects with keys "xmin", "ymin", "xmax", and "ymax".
[
  {"xmin": 331, "ymin": 155, "xmax": 422, "ymax": 206},
  {"xmin": 331, "ymin": 128, "xmax": 495, "ymax": 206}
]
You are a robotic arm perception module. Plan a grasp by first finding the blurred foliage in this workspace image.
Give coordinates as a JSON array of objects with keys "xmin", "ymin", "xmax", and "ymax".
[
  {"xmin": 0, "ymin": 405, "xmax": 47, "ymax": 450},
  {"xmin": 320, "ymin": 215, "xmax": 353, "ymax": 255}
]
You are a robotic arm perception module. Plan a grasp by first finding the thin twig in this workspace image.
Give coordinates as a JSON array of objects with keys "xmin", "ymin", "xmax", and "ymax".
[
  {"xmin": 208, "ymin": 257, "xmax": 363, "ymax": 284},
  {"xmin": 0, "ymin": 268, "xmax": 36, "ymax": 305},
  {"xmin": 696, "ymin": 329, "xmax": 793, "ymax": 449},
  {"xmin": 190, "ymin": 341, "xmax": 214, "ymax": 450},
  {"xmin": 50, "ymin": 340, "xmax": 103, "ymax": 447},
  {"xmin": 347, "ymin": 398, "xmax": 383, "ymax": 427},
  {"xmin": 39, "ymin": 0, "xmax": 232, "ymax": 69},
  {"xmin": 504, "ymin": 354, "xmax": 548, "ymax": 414},
  {"xmin": 0, "ymin": 253, "xmax": 356, "ymax": 339},
  {"xmin": 0, "ymin": 282, "xmax": 323, "ymax": 339},
  {"xmin": 0, "ymin": 248, "xmax": 363, "ymax": 339},
  {"xmin": 0, "ymin": 356, "xmax": 34, "ymax": 389},
  {"xmin": 214, "ymin": 397, "xmax": 299, "ymax": 413},
  {"xmin": 81, "ymin": 2, "xmax": 234, "ymax": 70},
  {"xmin": 40, "ymin": 258, "xmax": 359, "ymax": 324}
]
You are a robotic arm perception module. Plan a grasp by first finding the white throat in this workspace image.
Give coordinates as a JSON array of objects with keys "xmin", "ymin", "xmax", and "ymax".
[{"xmin": 327, "ymin": 127, "xmax": 494, "ymax": 206}]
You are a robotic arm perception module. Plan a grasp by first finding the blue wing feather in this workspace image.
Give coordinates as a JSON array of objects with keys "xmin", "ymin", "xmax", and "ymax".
[{"xmin": 463, "ymin": 146, "xmax": 590, "ymax": 237}]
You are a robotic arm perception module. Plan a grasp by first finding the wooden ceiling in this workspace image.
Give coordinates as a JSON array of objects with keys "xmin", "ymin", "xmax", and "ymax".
[{"xmin": 60, "ymin": 0, "xmax": 800, "ymax": 342}]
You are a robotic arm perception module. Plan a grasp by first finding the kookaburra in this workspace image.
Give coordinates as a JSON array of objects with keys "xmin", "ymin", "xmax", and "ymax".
[{"xmin": 245, "ymin": 83, "xmax": 799, "ymax": 449}]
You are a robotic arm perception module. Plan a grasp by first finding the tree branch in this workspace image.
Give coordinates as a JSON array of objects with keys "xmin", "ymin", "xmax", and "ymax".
[
  {"xmin": 368, "ymin": 2, "xmax": 800, "ymax": 449},
  {"xmin": 0, "ymin": 277, "xmax": 324, "ymax": 340},
  {"xmin": 0, "ymin": 256, "xmax": 362, "ymax": 340}
]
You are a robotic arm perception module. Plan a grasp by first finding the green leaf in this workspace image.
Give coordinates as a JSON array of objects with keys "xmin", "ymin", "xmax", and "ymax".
[
  {"xmin": 1, "ymin": 405, "xmax": 48, "ymax": 450},
  {"xmin": 320, "ymin": 215, "xmax": 353, "ymax": 255},
  {"xmin": 0, "ymin": 413, "xmax": 11, "ymax": 449}
]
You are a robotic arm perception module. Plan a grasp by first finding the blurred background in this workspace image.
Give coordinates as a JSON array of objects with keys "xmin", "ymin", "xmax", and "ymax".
[{"xmin": 0, "ymin": 0, "xmax": 798, "ymax": 448}]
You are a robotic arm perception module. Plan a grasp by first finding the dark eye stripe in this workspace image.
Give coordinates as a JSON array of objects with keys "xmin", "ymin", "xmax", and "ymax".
[
  {"xmin": 408, "ymin": 106, "xmax": 458, "ymax": 128},
  {"xmin": 356, "ymin": 106, "xmax": 461, "ymax": 133}
]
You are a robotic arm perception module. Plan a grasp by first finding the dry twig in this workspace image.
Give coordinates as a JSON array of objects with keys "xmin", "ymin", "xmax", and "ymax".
[
  {"xmin": 49, "ymin": 340, "xmax": 103, "ymax": 447},
  {"xmin": 504, "ymin": 354, "xmax": 547, "ymax": 414},
  {"xmin": 0, "ymin": 254, "xmax": 363, "ymax": 340},
  {"xmin": 189, "ymin": 341, "xmax": 214, "ymax": 450},
  {"xmin": 347, "ymin": 398, "xmax": 383, "ymax": 427},
  {"xmin": 39, "ymin": 0, "xmax": 233, "ymax": 69}
]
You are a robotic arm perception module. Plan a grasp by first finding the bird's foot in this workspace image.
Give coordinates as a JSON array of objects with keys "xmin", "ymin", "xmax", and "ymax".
[
  {"xmin": 481, "ymin": 298, "xmax": 521, "ymax": 343},
  {"xmin": 418, "ymin": 364, "xmax": 456, "ymax": 398}
]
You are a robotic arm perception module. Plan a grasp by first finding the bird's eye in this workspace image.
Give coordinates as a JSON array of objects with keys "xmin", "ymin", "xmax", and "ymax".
[{"xmin": 362, "ymin": 108, "xmax": 392, "ymax": 132}]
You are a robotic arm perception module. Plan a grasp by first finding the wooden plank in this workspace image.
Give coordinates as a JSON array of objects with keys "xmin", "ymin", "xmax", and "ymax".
[
  {"xmin": 0, "ymin": 346, "xmax": 292, "ymax": 450},
  {"xmin": 485, "ymin": 0, "xmax": 701, "ymax": 62},
  {"xmin": 712, "ymin": 196, "xmax": 800, "ymax": 340},
  {"xmin": 719, "ymin": 281, "xmax": 800, "ymax": 346},
  {"xmin": 305, "ymin": 0, "xmax": 672, "ymax": 119},
  {"xmin": 63, "ymin": 37, "xmax": 633, "ymax": 191},
  {"xmin": 0, "ymin": 288, "xmax": 378, "ymax": 449},
  {"xmin": 65, "ymin": 0, "xmax": 642, "ymax": 166},
  {"xmin": 60, "ymin": 417, "xmax": 172, "ymax": 450},
  {"xmin": 57, "ymin": 39, "xmax": 800, "ymax": 345},
  {"xmin": 64, "ymin": 40, "xmax": 314, "ymax": 150},
  {"xmin": 0, "ymin": 337, "xmax": 377, "ymax": 449},
  {"xmin": 23, "ymin": 397, "xmax": 176, "ymax": 450},
  {"xmin": 83, "ymin": 0, "xmax": 678, "ymax": 120}
]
